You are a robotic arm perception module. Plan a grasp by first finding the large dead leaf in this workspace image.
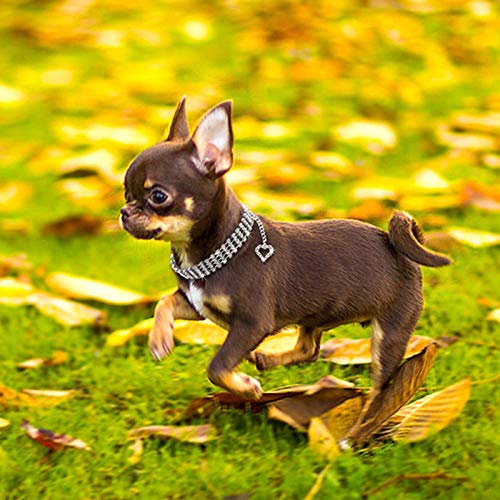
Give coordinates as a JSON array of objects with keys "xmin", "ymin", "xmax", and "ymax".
[
  {"xmin": 378, "ymin": 379, "xmax": 471, "ymax": 442},
  {"xmin": 486, "ymin": 308, "xmax": 500, "ymax": 322},
  {"xmin": 0, "ymin": 278, "xmax": 34, "ymax": 298},
  {"xmin": 321, "ymin": 335, "xmax": 434, "ymax": 365},
  {"xmin": 173, "ymin": 320, "xmax": 228, "ymax": 345},
  {"xmin": 127, "ymin": 424, "xmax": 218, "ymax": 444},
  {"xmin": 22, "ymin": 420, "xmax": 91, "ymax": 451},
  {"xmin": 447, "ymin": 227, "xmax": 500, "ymax": 248},
  {"xmin": 349, "ymin": 343, "xmax": 437, "ymax": 445},
  {"xmin": 185, "ymin": 376, "xmax": 357, "ymax": 420},
  {"xmin": 42, "ymin": 214, "xmax": 108, "ymax": 237},
  {"xmin": 308, "ymin": 397, "xmax": 364, "ymax": 459},
  {"xmin": 334, "ymin": 120, "xmax": 397, "ymax": 154},
  {"xmin": 46, "ymin": 272, "xmax": 152, "ymax": 305},
  {"xmin": 17, "ymin": 351, "xmax": 68, "ymax": 369},
  {"xmin": 27, "ymin": 292, "xmax": 106, "ymax": 327},
  {"xmin": 106, "ymin": 318, "xmax": 155, "ymax": 347},
  {"xmin": 0, "ymin": 384, "xmax": 74, "ymax": 408}
]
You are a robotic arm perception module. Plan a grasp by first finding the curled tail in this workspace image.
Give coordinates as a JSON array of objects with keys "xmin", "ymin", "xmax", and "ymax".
[{"xmin": 388, "ymin": 211, "xmax": 452, "ymax": 267}]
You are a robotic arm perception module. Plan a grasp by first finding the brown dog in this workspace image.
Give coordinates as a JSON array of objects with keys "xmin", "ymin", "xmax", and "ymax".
[{"xmin": 121, "ymin": 97, "xmax": 451, "ymax": 400}]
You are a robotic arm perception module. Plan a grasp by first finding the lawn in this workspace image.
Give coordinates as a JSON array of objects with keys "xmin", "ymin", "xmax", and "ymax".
[{"xmin": 0, "ymin": 1, "xmax": 499, "ymax": 498}]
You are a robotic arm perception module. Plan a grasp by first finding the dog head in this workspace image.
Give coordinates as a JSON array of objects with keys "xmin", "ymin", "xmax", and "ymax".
[{"xmin": 120, "ymin": 97, "xmax": 234, "ymax": 243}]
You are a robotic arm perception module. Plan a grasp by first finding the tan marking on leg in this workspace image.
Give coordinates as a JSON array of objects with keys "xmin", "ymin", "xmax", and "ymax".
[
  {"xmin": 184, "ymin": 197, "xmax": 195, "ymax": 213},
  {"xmin": 149, "ymin": 290, "xmax": 202, "ymax": 360},
  {"xmin": 212, "ymin": 371, "xmax": 262, "ymax": 400},
  {"xmin": 370, "ymin": 318, "xmax": 384, "ymax": 388},
  {"xmin": 144, "ymin": 178, "xmax": 154, "ymax": 189},
  {"xmin": 205, "ymin": 294, "xmax": 231, "ymax": 315},
  {"xmin": 249, "ymin": 326, "xmax": 323, "ymax": 371}
]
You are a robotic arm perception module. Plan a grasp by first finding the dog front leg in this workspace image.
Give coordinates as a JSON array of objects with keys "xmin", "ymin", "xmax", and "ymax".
[
  {"xmin": 207, "ymin": 323, "xmax": 266, "ymax": 400},
  {"xmin": 149, "ymin": 289, "xmax": 203, "ymax": 361}
]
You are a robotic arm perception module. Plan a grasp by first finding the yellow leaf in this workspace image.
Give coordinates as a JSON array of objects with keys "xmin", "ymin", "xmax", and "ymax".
[
  {"xmin": 0, "ymin": 83, "xmax": 25, "ymax": 105},
  {"xmin": 106, "ymin": 318, "xmax": 154, "ymax": 347},
  {"xmin": 17, "ymin": 351, "xmax": 68, "ymax": 369},
  {"xmin": 448, "ymin": 227, "xmax": 500, "ymax": 248},
  {"xmin": 46, "ymin": 272, "xmax": 152, "ymax": 305},
  {"xmin": 27, "ymin": 292, "xmax": 106, "ymax": 327},
  {"xmin": 257, "ymin": 328, "xmax": 298, "ymax": 354},
  {"xmin": 309, "ymin": 417, "xmax": 340, "ymax": 460},
  {"xmin": 413, "ymin": 168, "xmax": 450, "ymax": 191},
  {"xmin": 486, "ymin": 309, "xmax": 500, "ymax": 322},
  {"xmin": 0, "ymin": 418, "xmax": 10, "ymax": 429},
  {"xmin": 127, "ymin": 424, "xmax": 218, "ymax": 444},
  {"xmin": 0, "ymin": 182, "xmax": 32, "ymax": 212},
  {"xmin": 128, "ymin": 439, "xmax": 143, "ymax": 465},
  {"xmin": 334, "ymin": 120, "xmax": 397, "ymax": 154},
  {"xmin": 309, "ymin": 151, "xmax": 355, "ymax": 175},
  {"xmin": 173, "ymin": 320, "xmax": 228, "ymax": 345},
  {"xmin": 386, "ymin": 379, "xmax": 471, "ymax": 442},
  {"xmin": 0, "ymin": 278, "xmax": 34, "ymax": 298},
  {"xmin": 321, "ymin": 335, "xmax": 434, "ymax": 365}
]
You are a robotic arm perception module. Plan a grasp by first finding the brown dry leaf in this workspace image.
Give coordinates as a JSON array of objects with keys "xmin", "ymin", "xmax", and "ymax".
[
  {"xmin": 349, "ymin": 343, "xmax": 437, "ymax": 445},
  {"xmin": 186, "ymin": 376, "xmax": 357, "ymax": 420},
  {"xmin": 308, "ymin": 397, "xmax": 364, "ymax": 459},
  {"xmin": 447, "ymin": 227, "xmax": 500, "ymax": 248},
  {"xmin": 424, "ymin": 231, "xmax": 464, "ymax": 253},
  {"xmin": 17, "ymin": 351, "xmax": 69, "ymax": 370},
  {"xmin": 106, "ymin": 318, "xmax": 154, "ymax": 347},
  {"xmin": 42, "ymin": 214, "xmax": 107, "ymax": 237},
  {"xmin": 268, "ymin": 379, "xmax": 362, "ymax": 431},
  {"xmin": 22, "ymin": 419, "xmax": 91, "ymax": 451},
  {"xmin": 46, "ymin": 272, "xmax": 152, "ymax": 305},
  {"xmin": 27, "ymin": 292, "xmax": 106, "ymax": 327},
  {"xmin": 0, "ymin": 254, "xmax": 32, "ymax": 275},
  {"xmin": 486, "ymin": 309, "xmax": 500, "ymax": 322},
  {"xmin": 321, "ymin": 335, "xmax": 434, "ymax": 365},
  {"xmin": 0, "ymin": 182, "xmax": 32, "ymax": 212},
  {"xmin": 378, "ymin": 379, "xmax": 471, "ymax": 442},
  {"xmin": 127, "ymin": 424, "xmax": 218, "ymax": 444},
  {"xmin": 459, "ymin": 181, "xmax": 500, "ymax": 212}
]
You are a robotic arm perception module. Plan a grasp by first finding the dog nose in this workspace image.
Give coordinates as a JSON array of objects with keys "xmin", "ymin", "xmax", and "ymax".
[{"xmin": 120, "ymin": 206, "xmax": 131, "ymax": 219}]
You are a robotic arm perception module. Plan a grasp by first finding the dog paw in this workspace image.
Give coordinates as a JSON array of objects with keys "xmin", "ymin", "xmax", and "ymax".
[
  {"xmin": 148, "ymin": 323, "xmax": 174, "ymax": 361},
  {"xmin": 236, "ymin": 373, "xmax": 263, "ymax": 400},
  {"xmin": 247, "ymin": 351, "xmax": 272, "ymax": 371}
]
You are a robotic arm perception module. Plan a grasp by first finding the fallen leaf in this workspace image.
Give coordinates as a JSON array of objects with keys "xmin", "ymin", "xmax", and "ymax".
[
  {"xmin": 186, "ymin": 376, "xmax": 357, "ymax": 420},
  {"xmin": 450, "ymin": 111, "xmax": 500, "ymax": 134},
  {"xmin": 0, "ymin": 384, "xmax": 73, "ymax": 408},
  {"xmin": 17, "ymin": 351, "xmax": 68, "ymax": 370},
  {"xmin": 0, "ymin": 182, "xmax": 32, "ymax": 212},
  {"xmin": 0, "ymin": 278, "xmax": 34, "ymax": 298},
  {"xmin": 424, "ymin": 231, "xmax": 464, "ymax": 253},
  {"xmin": 347, "ymin": 200, "xmax": 391, "ymax": 222},
  {"xmin": 459, "ymin": 181, "xmax": 500, "ymax": 212},
  {"xmin": 127, "ymin": 424, "xmax": 218, "ymax": 444},
  {"xmin": 22, "ymin": 420, "xmax": 91, "ymax": 451},
  {"xmin": 46, "ymin": 272, "xmax": 152, "ymax": 305},
  {"xmin": 173, "ymin": 320, "xmax": 228, "ymax": 345},
  {"xmin": 57, "ymin": 177, "xmax": 121, "ymax": 210},
  {"xmin": 308, "ymin": 151, "xmax": 356, "ymax": 176},
  {"xmin": 106, "ymin": 318, "xmax": 154, "ymax": 347},
  {"xmin": 348, "ymin": 343, "xmax": 437, "ymax": 445},
  {"xmin": 42, "ymin": 215, "xmax": 107, "ymax": 237},
  {"xmin": 0, "ymin": 418, "xmax": 10, "ymax": 429},
  {"xmin": 321, "ymin": 335, "xmax": 434, "ymax": 364},
  {"xmin": 128, "ymin": 439, "xmax": 143, "ymax": 465},
  {"xmin": 448, "ymin": 227, "xmax": 500, "ymax": 248},
  {"xmin": 436, "ymin": 124, "xmax": 496, "ymax": 151},
  {"xmin": 486, "ymin": 309, "xmax": 500, "ymax": 322},
  {"xmin": 334, "ymin": 120, "xmax": 397, "ymax": 154},
  {"xmin": 27, "ymin": 292, "xmax": 106, "ymax": 327},
  {"xmin": 0, "ymin": 254, "xmax": 32, "ymax": 275},
  {"xmin": 378, "ymin": 379, "xmax": 471, "ymax": 442},
  {"xmin": 308, "ymin": 397, "xmax": 364, "ymax": 459}
]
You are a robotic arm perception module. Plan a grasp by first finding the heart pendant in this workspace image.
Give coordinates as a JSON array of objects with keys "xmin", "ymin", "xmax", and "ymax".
[{"xmin": 255, "ymin": 243, "xmax": 274, "ymax": 263}]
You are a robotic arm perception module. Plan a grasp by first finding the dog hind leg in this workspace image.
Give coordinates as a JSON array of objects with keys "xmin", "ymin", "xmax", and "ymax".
[{"xmin": 247, "ymin": 326, "xmax": 323, "ymax": 371}]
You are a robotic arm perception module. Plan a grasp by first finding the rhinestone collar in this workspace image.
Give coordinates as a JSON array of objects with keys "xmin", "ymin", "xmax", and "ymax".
[{"xmin": 170, "ymin": 205, "xmax": 274, "ymax": 281}]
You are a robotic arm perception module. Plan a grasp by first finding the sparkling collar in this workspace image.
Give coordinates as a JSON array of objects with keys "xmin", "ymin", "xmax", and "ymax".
[{"xmin": 170, "ymin": 205, "xmax": 274, "ymax": 281}]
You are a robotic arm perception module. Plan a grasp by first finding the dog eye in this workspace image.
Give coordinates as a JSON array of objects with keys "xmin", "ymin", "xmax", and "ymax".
[{"xmin": 149, "ymin": 189, "xmax": 169, "ymax": 206}]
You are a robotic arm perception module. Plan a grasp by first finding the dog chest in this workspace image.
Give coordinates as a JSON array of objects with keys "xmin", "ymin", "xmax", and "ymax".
[{"xmin": 186, "ymin": 281, "xmax": 205, "ymax": 317}]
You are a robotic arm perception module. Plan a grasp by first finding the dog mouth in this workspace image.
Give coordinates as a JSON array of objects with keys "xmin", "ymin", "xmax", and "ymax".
[{"xmin": 121, "ymin": 216, "xmax": 163, "ymax": 240}]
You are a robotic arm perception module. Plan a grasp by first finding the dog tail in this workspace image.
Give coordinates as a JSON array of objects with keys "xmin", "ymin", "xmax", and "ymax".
[{"xmin": 388, "ymin": 211, "xmax": 452, "ymax": 267}]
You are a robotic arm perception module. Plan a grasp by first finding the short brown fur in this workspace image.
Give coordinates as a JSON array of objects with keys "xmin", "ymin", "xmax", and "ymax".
[{"xmin": 121, "ymin": 98, "xmax": 451, "ymax": 400}]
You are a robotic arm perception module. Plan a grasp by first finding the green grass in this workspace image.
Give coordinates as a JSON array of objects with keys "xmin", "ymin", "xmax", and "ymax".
[{"xmin": 1, "ymin": 2, "xmax": 499, "ymax": 499}]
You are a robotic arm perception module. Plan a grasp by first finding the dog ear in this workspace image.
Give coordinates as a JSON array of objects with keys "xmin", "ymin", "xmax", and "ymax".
[
  {"xmin": 165, "ymin": 96, "xmax": 190, "ymax": 142},
  {"xmin": 191, "ymin": 101, "xmax": 233, "ymax": 178}
]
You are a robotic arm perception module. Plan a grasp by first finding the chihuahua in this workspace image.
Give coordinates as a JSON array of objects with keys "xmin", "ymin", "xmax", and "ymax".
[{"xmin": 121, "ymin": 97, "xmax": 451, "ymax": 401}]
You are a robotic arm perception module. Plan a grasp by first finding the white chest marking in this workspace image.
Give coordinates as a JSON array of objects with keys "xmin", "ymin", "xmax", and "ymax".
[{"xmin": 186, "ymin": 282, "xmax": 205, "ymax": 317}]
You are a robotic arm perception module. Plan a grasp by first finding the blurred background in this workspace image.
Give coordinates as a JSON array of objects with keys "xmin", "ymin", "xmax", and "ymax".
[{"xmin": 0, "ymin": 0, "xmax": 498, "ymax": 239}]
